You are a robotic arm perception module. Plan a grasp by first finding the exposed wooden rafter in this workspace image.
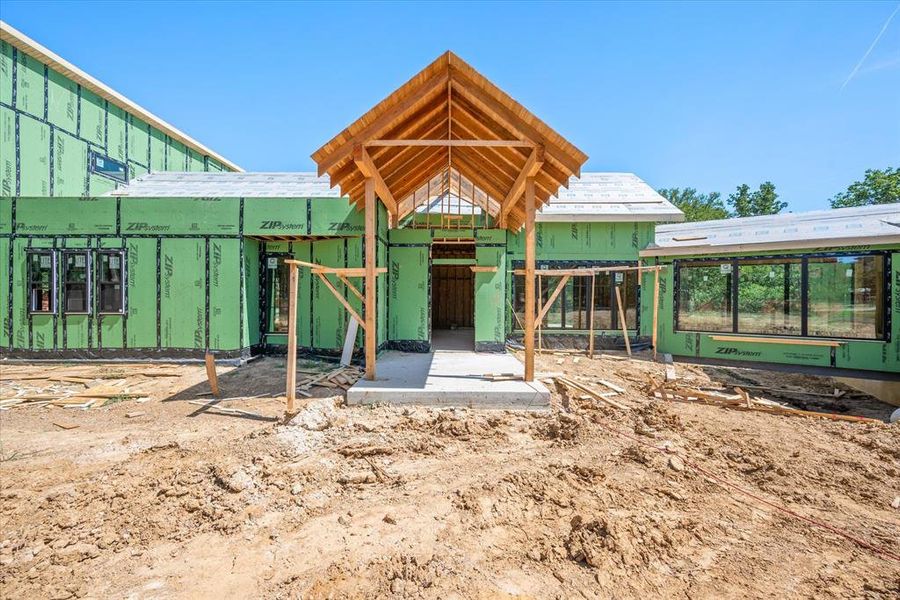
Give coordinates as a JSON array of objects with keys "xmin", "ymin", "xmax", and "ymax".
[{"xmin": 311, "ymin": 51, "xmax": 587, "ymax": 232}]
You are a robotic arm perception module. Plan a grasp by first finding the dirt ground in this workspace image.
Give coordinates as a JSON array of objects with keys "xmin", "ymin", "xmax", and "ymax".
[{"xmin": 1, "ymin": 352, "xmax": 898, "ymax": 599}]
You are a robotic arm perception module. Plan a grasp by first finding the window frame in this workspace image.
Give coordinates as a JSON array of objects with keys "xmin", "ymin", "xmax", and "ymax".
[
  {"xmin": 27, "ymin": 250, "xmax": 57, "ymax": 315},
  {"xmin": 97, "ymin": 250, "xmax": 126, "ymax": 315},
  {"xmin": 61, "ymin": 250, "xmax": 92, "ymax": 315},
  {"xmin": 673, "ymin": 250, "xmax": 891, "ymax": 342},
  {"xmin": 510, "ymin": 261, "xmax": 641, "ymax": 333},
  {"xmin": 263, "ymin": 253, "xmax": 294, "ymax": 335}
]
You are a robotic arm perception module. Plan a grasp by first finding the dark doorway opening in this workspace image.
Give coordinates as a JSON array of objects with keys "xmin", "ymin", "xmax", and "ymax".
[{"xmin": 431, "ymin": 243, "xmax": 475, "ymax": 350}]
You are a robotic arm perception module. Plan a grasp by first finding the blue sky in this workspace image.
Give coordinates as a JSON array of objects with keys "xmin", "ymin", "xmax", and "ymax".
[{"xmin": 4, "ymin": 1, "xmax": 899, "ymax": 211}]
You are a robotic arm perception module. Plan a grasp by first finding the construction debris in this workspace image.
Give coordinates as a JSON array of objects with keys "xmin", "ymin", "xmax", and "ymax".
[
  {"xmin": 296, "ymin": 364, "xmax": 364, "ymax": 394},
  {"xmin": 647, "ymin": 377, "xmax": 882, "ymax": 424}
]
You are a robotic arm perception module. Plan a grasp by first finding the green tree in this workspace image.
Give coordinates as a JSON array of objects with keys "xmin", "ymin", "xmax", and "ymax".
[
  {"xmin": 728, "ymin": 181, "xmax": 786, "ymax": 217},
  {"xmin": 830, "ymin": 167, "xmax": 900, "ymax": 208},
  {"xmin": 657, "ymin": 187, "xmax": 729, "ymax": 222}
]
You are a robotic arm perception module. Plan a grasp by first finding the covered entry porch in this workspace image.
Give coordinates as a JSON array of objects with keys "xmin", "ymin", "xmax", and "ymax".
[{"xmin": 284, "ymin": 51, "xmax": 587, "ymax": 409}]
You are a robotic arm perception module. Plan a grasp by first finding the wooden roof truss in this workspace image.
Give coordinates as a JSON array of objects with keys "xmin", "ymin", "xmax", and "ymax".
[{"xmin": 311, "ymin": 52, "xmax": 588, "ymax": 231}]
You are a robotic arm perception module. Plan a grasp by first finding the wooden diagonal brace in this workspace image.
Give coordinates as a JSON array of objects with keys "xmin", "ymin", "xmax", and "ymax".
[
  {"xmin": 353, "ymin": 146, "xmax": 399, "ymax": 217},
  {"xmin": 499, "ymin": 146, "xmax": 544, "ymax": 226},
  {"xmin": 535, "ymin": 274, "xmax": 570, "ymax": 326},
  {"xmin": 336, "ymin": 273, "xmax": 364, "ymax": 303},
  {"xmin": 315, "ymin": 272, "xmax": 366, "ymax": 332}
]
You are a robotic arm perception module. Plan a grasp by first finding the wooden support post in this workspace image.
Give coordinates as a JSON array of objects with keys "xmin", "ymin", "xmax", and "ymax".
[
  {"xmin": 364, "ymin": 177, "xmax": 377, "ymax": 381},
  {"xmin": 615, "ymin": 285, "xmax": 631, "ymax": 357},
  {"xmin": 652, "ymin": 265, "xmax": 660, "ymax": 360},
  {"xmin": 588, "ymin": 273, "xmax": 596, "ymax": 359},
  {"xmin": 204, "ymin": 352, "xmax": 220, "ymax": 397},
  {"xmin": 285, "ymin": 262, "xmax": 299, "ymax": 412},
  {"xmin": 524, "ymin": 177, "xmax": 536, "ymax": 381},
  {"xmin": 537, "ymin": 275, "xmax": 542, "ymax": 355}
]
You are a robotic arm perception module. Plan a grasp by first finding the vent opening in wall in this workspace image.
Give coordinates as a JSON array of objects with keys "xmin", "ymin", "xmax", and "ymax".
[{"xmin": 89, "ymin": 150, "xmax": 128, "ymax": 183}]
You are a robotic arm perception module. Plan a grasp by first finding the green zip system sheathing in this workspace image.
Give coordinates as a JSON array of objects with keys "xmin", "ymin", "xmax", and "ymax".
[
  {"xmin": 0, "ymin": 39, "xmax": 234, "ymax": 199},
  {"xmin": 1, "ymin": 196, "xmax": 383, "ymax": 359},
  {"xmin": 646, "ymin": 247, "xmax": 899, "ymax": 374}
]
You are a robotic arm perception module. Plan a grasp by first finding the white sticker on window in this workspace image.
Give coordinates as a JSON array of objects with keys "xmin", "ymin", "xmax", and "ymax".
[
  {"xmin": 703, "ymin": 275, "xmax": 708, "ymax": 282},
  {"xmin": 769, "ymin": 270, "xmax": 775, "ymax": 278},
  {"xmin": 267, "ymin": 257, "xmax": 278, "ymax": 269},
  {"xmin": 40, "ymin": 255, "xmax": 51, "ymax": 269},
  {"xmin": 109, "ymin": 255, "xmax": 120, "ymax": 269},
  {"xmin": 614, "ymin": 272, "xmax": 624, "ymax": 283},
  {"xmin": 74, "ymin": 254, "xmax": 86, "ymax": 268},
  {"xmin": 845, "ymin": 268, "xmax": 853, "ymax": 278},
  {"xmin": 720, "ymin": 264, "xmax": 732, "ymax": 274}
]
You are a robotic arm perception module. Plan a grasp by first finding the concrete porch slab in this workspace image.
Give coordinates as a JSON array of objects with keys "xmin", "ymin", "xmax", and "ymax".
[{"xmin": 346, "ymin": 349, "xmax": 550, "ymax": 409}]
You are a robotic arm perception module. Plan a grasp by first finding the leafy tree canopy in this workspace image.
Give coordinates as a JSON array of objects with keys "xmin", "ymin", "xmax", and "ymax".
[
  {"xmin": 657, "ymin": 187, "xmax": 729, "ymax": 222},
  {"xmin": 830, "ymin": 167, "xmax": 900, "ymax": 208},
  {"xmin": 728, "ymin": 181, "xmax": 786, "ymax": 217}
]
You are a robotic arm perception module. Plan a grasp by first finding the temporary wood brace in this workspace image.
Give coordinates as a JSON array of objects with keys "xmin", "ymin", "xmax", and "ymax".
[
  {"xmin": 709, "ymin": 335, "xmax": 845, "ymax": 347},
  {"xmin": 515, "ymin": 264, "xmax": 667, "ymax": 361},
  {"xmin": 469, "ymin": 266, "xmax": 498, "ymax": 273},
  {"xmin": 512, "ymin": 264, "xmax": 667, "ymax": 276},
  {"xmin": 283, "ymin": 258, "xmax": 387, "ymax": 407},
  {"xmin": 614, "ymin": 286, "xmax": 632, "ymax": 356}
]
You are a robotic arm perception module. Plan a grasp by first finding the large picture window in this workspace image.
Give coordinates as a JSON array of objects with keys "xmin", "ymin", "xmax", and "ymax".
[
  {"xmin": 677, "ymin": 261, "xmax": 733, "ymax": 332},
  {"xmin": 63, "ymin": 251, "xmax": 91, "ymax": 314},
  {"xmin": 737, "ymin": 259, "xmax": 802, "ymax": 335},
  {"xmin": 512, "ymin": 267, "xmax": 638, "ymax": 331},
  {"xmin": 27, "ymin": 251, "xmax": 56, "ymax": 314},
  {"xmin": 807, "ymin": 255, "xmax": 884, "ymax": 340},
  {"xmin": 98, "ymin": 251, "xmax": 125, "ymax": 314},
  {"xmin": 675, "ymin": 252, "xmax": 889, "ymax": 341}
]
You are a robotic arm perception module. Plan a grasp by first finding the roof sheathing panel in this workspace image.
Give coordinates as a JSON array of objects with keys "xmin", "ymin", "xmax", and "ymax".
[{"xmin": 642, "ymin": 203, "xmax": 900, "ymax": 257}]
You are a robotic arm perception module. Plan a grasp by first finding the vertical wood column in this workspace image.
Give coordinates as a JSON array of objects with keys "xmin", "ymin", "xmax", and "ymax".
[
  {"xmin": 285, "ymin": 262, "xmax": 299, "ymax": 412},
  {"xmin": 524, "ymin": 177, "xmax": 536, "ymax": 382},
  {"xmin": 364, "ymin": 177, "xmax": 377, "ymax": 380},
  {"xmin": 652, "ymin": 265, "xmax": 661, "ymax": 359}
]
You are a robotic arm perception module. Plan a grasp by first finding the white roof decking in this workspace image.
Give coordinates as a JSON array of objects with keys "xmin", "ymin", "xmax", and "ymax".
[
  {"xmin": 643, "ymin": 203, "xmax": 900, "ymax": 257},
  {"xmin": 106, "ymin": 172, "xmax": 343, "ymax": 198},
  {"xmin": 109, "ymin": 171, "xmax": 683, "ymax": 224},
  {"xmin": 538, "ymin": 173, "xmax": 683, "ymax": 222}
]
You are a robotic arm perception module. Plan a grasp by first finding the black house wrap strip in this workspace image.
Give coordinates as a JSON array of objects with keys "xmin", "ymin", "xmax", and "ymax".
[
  {"xmin": 204, "ymin": 236, "xmax": 210, "ymax": 351},
  {"xmin": 7, "ymin": 197, "xmax": 16, "ymax": 350},
  {"xmin": 26, "ymin": 237, "xmax": 32, "ymax": 350},
  {"xmin": 53, "ymin": 238, "xmax": 62, "ymax": 350},
  {"xmin": 238, "ymin": 198, "xmax": 244, "ymax": 348},
  {"xmin": 156, "ymin": 237, "xmax": 161, "ymax": 348}
]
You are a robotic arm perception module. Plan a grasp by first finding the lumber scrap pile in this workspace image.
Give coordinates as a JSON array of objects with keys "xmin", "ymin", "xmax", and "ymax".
[
  {"xmin": 294, "ymin": 364, "xmax": 364, "ymax": 397},
  {"xmin": 0, "ymin": 364, "xmax": 181, "ymax": 410},
  {"xmin": 542, "ymin": 373, "xmax": 631, "ymax": 411},
  {"xmin": 646, "ymin": 377, "xmax": 881, "ymax": 424}
]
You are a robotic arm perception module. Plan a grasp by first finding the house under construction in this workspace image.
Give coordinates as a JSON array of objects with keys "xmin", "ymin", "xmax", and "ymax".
[{"xmin": 1, "ymin": 20, "xmax": 898, "ymax": 398}]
